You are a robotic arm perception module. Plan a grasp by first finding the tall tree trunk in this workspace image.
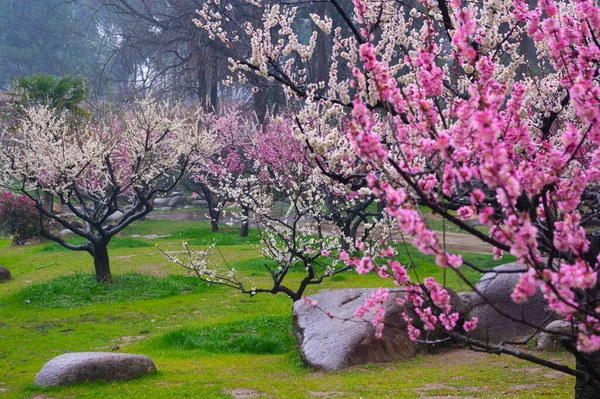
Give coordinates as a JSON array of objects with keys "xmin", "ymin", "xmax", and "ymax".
[
  {"xmin": 198, "ymin": 183, "xmax": 220, "ymax": 232},
  {"xmin": 575, "ymin": 348, "xmax": 600, "ymax": 398},
  {"xmin": 92, "ymin": 242, "xmax": 112, "ymax": 283},
  {"xmin": 197, "ymin": 54, "xmax": 207, "ymax": 107},
  {"xmin": 253, "ymin": 87, "xmax": 268, "ymax": 124},
  {"xmin": 210, "ymin": 57, "xmax": 219, "ymax": 111},
  {"xmin": 43, "ymin": 191, "xmax": 54, "ymax": 214}
]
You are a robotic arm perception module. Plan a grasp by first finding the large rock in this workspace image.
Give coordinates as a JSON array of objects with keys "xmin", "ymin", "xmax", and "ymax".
[
  {"xmin": 0, "ymin": 265, "xmax": 11, "ymax": 281},
  {"xmin": 106, "ymin": 210, "xmax": 124, "ymax": 223},
  {"xmin": 466, "ymin": 261, "xmax": 556, "ymax": 345},
  {"xmin": 190, "ymin": 200, "xmax": 208, "ymax": 208},
  {"xmin": 537, "ymin": 320, "xmax": 574, "ymax": 351},
  {"xmin": 293, "ymin": 288, "xmax": 464, "ymax": 370},
  {"xmin": 153, "ymin": 197, "xmax": 170, "ymax": 206},
  {"xmin": 168, "ymin": 196, "xmax": 186, "ymax": 208},
  {"xmin": 34, "ymin": 352, "xmax": 156, "ymax": 386}
]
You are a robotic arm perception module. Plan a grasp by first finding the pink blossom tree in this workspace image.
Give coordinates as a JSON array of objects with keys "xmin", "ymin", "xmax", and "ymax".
[
  {"xmin": 165, "ymin": 115, "xmax": 390, "ymax": 301},
  {"xmin": 197, "ymin": 0, "xmax": 600, "ymax": 395},
  {"xmin": 186, "ymin": 106, "xmax": 256, "ymax": 234},
  {"xmin": 0, "ymin": 96, "xmax": 214, "ymax": 282}
]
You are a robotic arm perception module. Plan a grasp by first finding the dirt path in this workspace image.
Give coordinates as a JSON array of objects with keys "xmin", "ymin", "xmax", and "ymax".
[{"xmin": 148, "ymin": 210, "xmax": 494, "ymax": 254}]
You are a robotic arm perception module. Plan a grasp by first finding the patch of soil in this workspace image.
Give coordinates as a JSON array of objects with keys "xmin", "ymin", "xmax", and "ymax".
[
  {"xmin": 225, "ymin": 388, "xmax": 264, "ymax": 399},
  {"xmin": 128, "ymin": 234, "xmax": 170, "ymax": 239},
  {"xmin": 309, "ymin": 391, "xmax": 343, "ymax": 397}
]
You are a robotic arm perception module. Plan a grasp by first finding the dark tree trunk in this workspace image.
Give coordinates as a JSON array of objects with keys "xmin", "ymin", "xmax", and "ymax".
[
  {"xmin": 197, "ymin": 57, "xmax": 207, "ymax": 108},
  {"xmin": 92, "ymin": 242, "xmax": 112, "ymax": 283},
  {"xmin": 210, "ymin": 57, "xmax": 219, "ymax": 111},
  {"xmin": 253, "ymin": 87, "xmax": 268, "ymax": 124},
  {"xmin": 43, "ymin": 191, "xmax": 54, "ymax": 215},
  {"xmin": 377, "ymin": 200, "xmax": 384, "ymax": 218},
  {"xmin": 575, "ymin": 345, "xmax": 600, "ymax": 398},
  {"xmin": 211, "ymin": 219, "xmax": 219, "ymax": 233},
  {"xmin": 240, "ymin": 206, "xmax": 249, "ymax": 237},
  {"xmin": 198, "ymin": 183, "xmax": 220, "ymax": 232}
]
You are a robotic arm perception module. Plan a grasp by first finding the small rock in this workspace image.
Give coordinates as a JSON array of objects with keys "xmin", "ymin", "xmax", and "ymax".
[
  {"xmin": 106, "ymin": 211, "xmax": 124, "ymax": 223},
  {"xmin": 153, "ymin": 197, "xmax": 170, "ymax": 206},
  {"xmin": 34, "ymin": 352, "xmax": 156, "ymax": 386},
  {"xmin": 168, "ymin": 196, "xmax": 186, "ymax": 208},
  {"xmin": 0, "ymin": 265, "xmax": 11, "ymax": 281},
  {"xmin": 59, "ymin": 229, "xmax": 73, "ymax": 237},
  {"xmin": 170, "ymin": 191, "xmax": 183, "ymax": 198},
  {"xmin": 537, "ymin": 320, "xmax": 574, "ymax": 351}
]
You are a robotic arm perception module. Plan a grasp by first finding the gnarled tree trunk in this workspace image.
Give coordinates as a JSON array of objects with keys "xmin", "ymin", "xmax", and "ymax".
[
  {"xmin": 575, "ymin": 352, "xmax": 600, "ymax": 399},
  {"xmin": 91, "ymin": 242, "xmax": 112, "ymax": 283}
]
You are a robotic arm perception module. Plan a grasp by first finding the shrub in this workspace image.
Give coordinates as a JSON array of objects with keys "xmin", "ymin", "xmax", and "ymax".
[{"xmin": 0, "ymin": 191, "xmax": 40, "ymax": 244}]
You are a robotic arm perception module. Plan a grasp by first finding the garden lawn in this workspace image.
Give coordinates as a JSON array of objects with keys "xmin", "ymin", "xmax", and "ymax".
[{"xmin": 0, "ymin": 220, "xmax": 574, "ymax": 398}]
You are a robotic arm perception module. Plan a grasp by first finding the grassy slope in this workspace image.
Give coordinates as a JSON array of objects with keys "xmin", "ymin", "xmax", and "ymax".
[{"xmin": 0, "ymin": 220, "xmax": 573, "ymax": 399}]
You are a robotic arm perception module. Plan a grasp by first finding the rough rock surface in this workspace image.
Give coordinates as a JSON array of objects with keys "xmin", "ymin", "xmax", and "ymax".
[
  {"xmin": 537, "ymin": 320, "xmax": 574, "ymax": 351},
  {"xmin": 292, "ymin": 288, "xmax": 464, "ymax": 370},
  {"xmin": 33, "ymin": 352, "xmax": 156, "ymax": 386},
  {"xmin": 466, "ymin": 261, "xmax": 556, "ymax": 345},
  {"xmin": 153, "ymin": 197, "xmax": 170, "ymax": 206},
  {"xmin": 0, "ymin": 265, "xmax": 11, "ymax": 281},
  {"xmin": 168, "ymin": 196, "xmax": 186, "ymax": 208},
  {"xmin": 105, "ymin": 210, "xmax": 124, "ymax": 223}
]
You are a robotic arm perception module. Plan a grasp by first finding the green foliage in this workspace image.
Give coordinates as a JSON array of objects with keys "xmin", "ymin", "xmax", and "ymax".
[
  {"xmin": 13, "ymin": 73, "xmax": 89, "ymax": 118},
  {"xmin": 174, "ymin": 226, "xmax": 261, "ymax": 246},
  {"xmin": 0, "ymin": 191, "xmax": 40, "ymax": 245},
  {"xmin": 159, "ymin": 316, "xmax": 294, "ymax": 355},
  {"xmin": 12, "ymin": 273, "xmax": 214, "ymax": 308},
  {"xmin": 38, "ymin": 236, "xmax": 153, "ymax": 253},
  {"xmin": 227, "ymin": 257, "xmax": 281, "ymax": 276},
  {"xmin": 119, "ymin": 220, "xmax": 262, "ymax": 245},
  {"xmin": 0, "ymin": 217, "xmax": 573, "ymax": 398}
]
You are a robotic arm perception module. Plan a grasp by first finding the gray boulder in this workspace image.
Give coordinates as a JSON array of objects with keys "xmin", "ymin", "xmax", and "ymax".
[
  {"xmin": 293, "ymin": 289, "xmax": 419, "ymax": 370},
  {"xmin": 106, "ymin": 210, "xmax": 124, "ymax": 223},
  {"xmin": 34, "ymin": 352, "xmax": 156, "ymax": 386},
  {"xmin": 190, "ymin": 200, "xmax": 208, "ymax": 208},
  {"xmin": 170, "ymin": 191, "xmax": 183, "ymax": 198},
  {"xmin": 153, "ymin": 197, "xmax": 170, "ymax": 206},
  {"xmin": 0, "ymin": 265, "xmax": 11, "ymax": 281},
  {"xmin": 466, "ymin": 261, "xmax": 556, "ymax": 345},
  {"xmin": 537, "ymin": 320, "xmax": 574, "ymax": 351},
  {"xmin": 292, "ymin": 288, "xmax": 464, "ymax": 370},
  {"xmin": 59, "ymin": 229, "xmax": 73, "ymax": 237},
  {"xmin": 168, "ymin": 196, "xmax": 186, "ymax": 208}
]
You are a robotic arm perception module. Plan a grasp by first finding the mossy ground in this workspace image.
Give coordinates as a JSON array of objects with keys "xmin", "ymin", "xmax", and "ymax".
[{"xmin": 0, "ymin": 219, "xmax": 574, "ymax": 398}]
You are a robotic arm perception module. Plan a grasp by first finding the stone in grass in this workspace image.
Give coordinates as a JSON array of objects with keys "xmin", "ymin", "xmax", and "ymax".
[
  {"xmin": 0, "ymin": 265, "xmax": 11, "ymax": 281},
  {"xmin": 465, "ymin": 261, "xmax": 557, "ymax": 345},
  {"xmin": 34, "ymin": 352, "xmax": 156, "ymax": 386},
  {"xmin": 537, "ymin": 320, "xmax": 574, "ymax": 351},
  {"xmin": 293, "ymin": 288, "xmax": 465, "ymax": 371}
]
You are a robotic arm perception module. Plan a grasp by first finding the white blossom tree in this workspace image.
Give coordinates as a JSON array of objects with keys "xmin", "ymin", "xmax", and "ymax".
[{"xmin": 0, "ymin": 96, "xmax": 214, "ymax": 282}]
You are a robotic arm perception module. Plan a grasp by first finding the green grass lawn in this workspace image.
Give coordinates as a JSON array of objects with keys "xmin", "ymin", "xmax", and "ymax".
[{"xmin": 0, "ymin": 220, "xmax": 574, "ymax": 398}]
